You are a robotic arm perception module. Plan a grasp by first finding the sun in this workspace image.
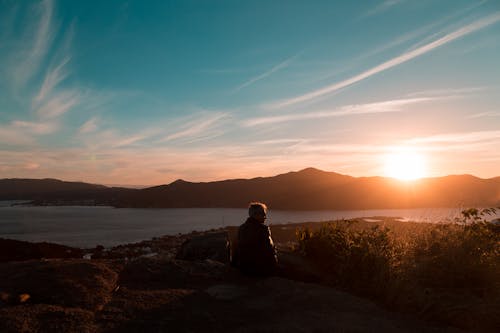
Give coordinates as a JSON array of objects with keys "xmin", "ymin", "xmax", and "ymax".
[{"xmin": 384, "ymin": 149, "xmax": 426, "ymax": 181}]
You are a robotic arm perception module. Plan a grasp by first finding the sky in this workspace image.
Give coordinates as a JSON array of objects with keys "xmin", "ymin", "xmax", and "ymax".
[{"xmin": 0, "ymin": 0, "xmax": 499, "ymax": 186}]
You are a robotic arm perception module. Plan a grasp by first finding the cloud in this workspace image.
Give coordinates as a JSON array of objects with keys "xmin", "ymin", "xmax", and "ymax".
[
  {"xmin": 256, "ymin": 138, "xmax": 308, "ymax": 145},
  {"xmin": 36, "ymin": 90, "xmax": 80, "ymax": 118},
  {"xmin": 465, "ymin": 111, "xmax": 500, "ymax": 119},
  {"xmin": 232, "ymin": 54, "xmax": 297, "ymax": 92},
  {"xmin": 78, "ymin": 124, "xmax": 166, "ymax": 150},
  {"xmin": 407, "ymin": 86, "xmax": 488, "ymax": 97},
  {"xmin": 12, "ymin": 120, "xmax": 58, "ymax": 134},
  {"xmin": 160, "ymin": 112, "xmax": 230, "ymax": 142},
  {"xmin": 0, "ymin": 126, "xmax": 35, "ymax": 146},
  {"xmin": 0, "ymin": 119, "xmax": 58, "ymax": 146},
  {"xmin": 361, "ymin": 0, "xmax": 404, "ymax": 18},
  {"xmin": 1, "ymin": 0, "xmax": 80, "ymax": 146},
  {"xmin": 79, "ymin": 117, "xmax": 99, "ymax": 134},
  {"xmin": 407, "ymin": 130, "xmax": 500, "ymax": 144},
  {"xmin": 244, "ymin": 96, "xmax": 439, "ymax": 127},
  {"xmin": 34, "ymin": 56, "xmax": 71, "ymax": 104},
  {"xmin": 111, "ymin": 134, "xmax": 149, "ymax": 148},
  {"xmin": 13, "ymin": 0, "xmax": 54, "ymax": 88},
  {"xmin": 32, "ymin": 23, "xmax": 79, "ymax": 119},
  {"xmin": 270, "ymin": 12, "xmax": 500, "ymax": 109}
]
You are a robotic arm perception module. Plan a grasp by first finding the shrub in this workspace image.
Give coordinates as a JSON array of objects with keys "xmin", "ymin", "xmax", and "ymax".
[
  {"xmin": 296, "ymin": 221, "xmax": 398, "ymax": 296},
  {"xmin": 295, "ymin": 217, "xmax": 500, "ymax": 332},
  {"xmin": 407, "ymin": 222, "xmax": 499, "ymax": 291}
]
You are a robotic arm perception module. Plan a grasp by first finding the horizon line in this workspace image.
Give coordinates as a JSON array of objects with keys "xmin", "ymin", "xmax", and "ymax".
[{"xmin": 2, "ymin": 167, "xmax": 497, "ymax": 187}]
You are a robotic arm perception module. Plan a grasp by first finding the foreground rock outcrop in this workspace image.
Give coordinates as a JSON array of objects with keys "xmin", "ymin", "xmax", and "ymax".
[
  {"xmin": 0, "ymin": 256, "xmax": 465, "ymax": 333},
  {"xmin": 0, "ymin": 229, "xmax": 467, "ymax": 332}
]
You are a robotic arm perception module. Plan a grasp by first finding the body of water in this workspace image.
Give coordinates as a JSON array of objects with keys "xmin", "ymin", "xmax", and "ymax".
[{"xmin": 0, "ymin": 205, "xmax": 490, "ymax": 248}]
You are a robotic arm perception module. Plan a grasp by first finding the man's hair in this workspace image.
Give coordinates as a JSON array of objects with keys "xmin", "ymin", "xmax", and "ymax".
[{"xmin": 248, "ymin": 202, "xmax": 267, "ymax": 217}]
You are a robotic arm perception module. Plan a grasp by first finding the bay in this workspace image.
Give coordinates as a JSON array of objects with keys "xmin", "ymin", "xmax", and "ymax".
[{"xmin": 0, "ymin": 205, "xmax": 491, "ymax": 248}]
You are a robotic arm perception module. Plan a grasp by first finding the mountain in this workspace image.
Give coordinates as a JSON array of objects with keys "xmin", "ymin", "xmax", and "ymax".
[
  {"xmin": 116, "ymin": 168, "xmax": 500, "ymax": 209},
  {"xmin": 116, "ymin": 167, "xmax": 354, "ymax": 209},
  {"xmin": 0, "ymin": 178, "xmax": 134, "ymax": 204},
  {"xmin": 1, "ymin": 168, "xmax": 499, "ymax": 209}
]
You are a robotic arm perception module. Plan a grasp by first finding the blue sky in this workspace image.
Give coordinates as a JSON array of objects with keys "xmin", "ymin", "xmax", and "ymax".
[{"xmin": 1, "ymin": 0, "xmax": 499, "ymax": 185}]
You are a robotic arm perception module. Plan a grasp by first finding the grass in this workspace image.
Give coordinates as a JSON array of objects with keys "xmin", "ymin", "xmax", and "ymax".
[{"xmin": 292, "ymin": 214, "xmax": 500, "ymax": 332}]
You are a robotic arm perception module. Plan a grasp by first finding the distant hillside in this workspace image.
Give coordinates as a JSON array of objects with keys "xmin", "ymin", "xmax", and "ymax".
[
  {"xmin": 1, "ymin": 169, "xmax": 499, "ymax": 209},
  {"xmin": 116, "ymin": 168, "xmax": 500, "ymax": 209},
  {"xmin": 0, "ymin": 178, "xmax": 134, "ymax": 204}
]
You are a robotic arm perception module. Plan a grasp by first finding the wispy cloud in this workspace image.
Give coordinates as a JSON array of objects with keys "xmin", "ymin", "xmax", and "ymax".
[
  {"xmin": 311, "ymin": 3, "xmax": 491, "ymax": 87},
  {"xmin": 159, "ymin": 112, "xmax": 230, "ymax": 142},
  {"xmin": 36, "ymin": 90, "xmax": 80, "ymax": 118},
  {"xmin": 270, "ymin": 12, "xmax": 500, "ymax": 109},
  {"xmin": 34, "ymin": 56, "xmax": 71, "ymax": 104},
  {"xmin": 0, "ymin": 127, "xmax": 35, "ymax": 146},
  {"xmin": 255, "ymin": 138, "xmax": 308, "ymax": 145},
  {"xmin": 12, "ymin": 120, "xmax": 58, "ymax": 134},
  {"xmin": 79, "ymin": 117, "xmax": 99, "ymax": 134},
  {"xmin": 245, "ymin": 96, "xmax": 440, "ymax": 127},
  {"xmin": 31, "ymin": 17, "xmax": 79, "ymax": 120},
  {"xmin": 1, "ymin": 0, "xmax": 80, "ymax": 143},
  {"xmin": 232, "ymin": 54, "xmax": 297, "ymax": 92},
  {"xmin": 361, "ymin": 0, "xmax": 405, "ymax": 18},
  {"xmin": 405, "ymin": 0, "xmax": 489, "ymax": 52},
  {"xmin": 465, "ymin": 111, "xmax": 500, "ymax": 119},
  {"xmin": 407, "ymin": 130, "xmax": 500, "ymax": 144},
  {"xmin": 13, "ymin": 0, "xmax": 54, "ymax": 88},
  {"xmin": 0, "ymin": 119, "xmax": 58, "ymax": 146},
  {"xmin": 407, "ymin": 86, "xmax": 488, "ymax": 97},
  {"xmin": 111, "ymin": 134, "xmax": 150, "ymax": 148},
  {"xmin": 79, "ymin": 126, "xmax": 161, "ymax": 150}
]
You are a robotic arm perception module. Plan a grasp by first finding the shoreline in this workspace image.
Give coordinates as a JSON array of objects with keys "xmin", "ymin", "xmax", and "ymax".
[{"xmin": 0, "ymin": 217, "xmax": 445, "ymax": 260}]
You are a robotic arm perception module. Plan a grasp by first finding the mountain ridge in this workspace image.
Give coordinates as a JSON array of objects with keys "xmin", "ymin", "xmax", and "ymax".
[{"xmin": 1, "ymin": 168, "xmax": 499, "ymax": 209}]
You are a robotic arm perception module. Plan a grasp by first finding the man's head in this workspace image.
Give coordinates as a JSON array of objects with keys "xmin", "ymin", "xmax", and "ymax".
[{"xmin": 248, "ymin": 202, "xmax": 267, "ymax": 223}]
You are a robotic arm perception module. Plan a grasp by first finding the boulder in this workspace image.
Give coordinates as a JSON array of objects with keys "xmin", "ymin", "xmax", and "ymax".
[
  {"xmin": 0, "ymin": 260, "xmax": 119, "ymax": 310},
  {"xmin": 0, "ymin": 238, "xmax": 83, "ymax": 262},
  {"xmin": 0, "ymin": 304, "xmax": 96, "ymax": 333},
  {"xmin": 176, "ymin": 232, "xmax": 229, "ymax": 263}
]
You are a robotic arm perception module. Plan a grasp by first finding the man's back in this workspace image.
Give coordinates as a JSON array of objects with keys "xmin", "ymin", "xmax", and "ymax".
[{"xmin": 236, "ymin": 217, "xmax": 278, "ymax": 276}]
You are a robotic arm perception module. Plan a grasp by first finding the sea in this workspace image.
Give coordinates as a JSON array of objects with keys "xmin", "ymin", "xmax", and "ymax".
[{"xmin": 0, "ymin": 202, "xmax": 496, "ymax": 248}]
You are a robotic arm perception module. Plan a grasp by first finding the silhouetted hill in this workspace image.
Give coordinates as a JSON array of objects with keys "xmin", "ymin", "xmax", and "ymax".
[
  {"xmin": 0, "ymin": 178, "xmax": 134, "ymax": 204},
  {"xmin": 116, "ymin": 168, "xmax": 500, "ymax": 209},
  {"xmin": 1, "ymin": 169, "xmax": 499, "ymax": 209}
]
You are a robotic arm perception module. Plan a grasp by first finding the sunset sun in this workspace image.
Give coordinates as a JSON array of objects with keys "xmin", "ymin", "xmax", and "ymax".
[{"xmin": 384, "ymin": 150, "xmax": 427, "ymax": 181}]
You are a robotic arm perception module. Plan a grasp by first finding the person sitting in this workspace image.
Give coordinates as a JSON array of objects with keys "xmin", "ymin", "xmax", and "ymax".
[{"xmin": 233, "ymin": 202, "xmax": 278, "ymax": 276}]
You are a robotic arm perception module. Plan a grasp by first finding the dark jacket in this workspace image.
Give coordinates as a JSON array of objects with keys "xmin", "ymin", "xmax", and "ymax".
[{"xmin": 234, "ymin": 217, "xmax": 278, "ymax": 276}]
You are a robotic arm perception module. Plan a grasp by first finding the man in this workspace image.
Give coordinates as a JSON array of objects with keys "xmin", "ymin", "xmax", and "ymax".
[{"xmin": 233, "ymin": 202, "xmax": 278, "ymax": 276}]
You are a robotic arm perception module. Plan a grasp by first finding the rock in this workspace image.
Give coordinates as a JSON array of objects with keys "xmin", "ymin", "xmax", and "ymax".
[
  {"xmin": 0, "ymin": 304, "xmax": 96, "ymax": 333},
  {"xmin": 0, "ymin": 260, "xmax": 119, "ymax": 310},
  {"xmin": 119, "ymin": 257, "xmax": 227, "ymax": 290},
  {"xmin": 176, "ymin": 231, "xmax": 229, "ymax": 263},
  {"xmin": 277, "ymin": 250, "xmax": 324, "ymax": 283},
  {"xmin": 0, "ymin": 239, "xmax": 83, "ymax": 262},
  {"xmin": 119, "ymin": 257, "xmax": 190, "ymax": 290},
  {"xmin": 205, "ymin": 284, "xmax": 248, "ymax": 300}
]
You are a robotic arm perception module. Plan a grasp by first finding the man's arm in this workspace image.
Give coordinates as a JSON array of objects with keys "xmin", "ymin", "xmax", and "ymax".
[{"xmin": 259, "ymin": 225, "xmax": 278, "ymax": 264}]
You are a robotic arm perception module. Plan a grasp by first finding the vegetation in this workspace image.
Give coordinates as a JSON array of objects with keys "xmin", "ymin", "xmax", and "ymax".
[{"xmin": 295, "ymin": 209, "xmax": 500, "ymax": 332}]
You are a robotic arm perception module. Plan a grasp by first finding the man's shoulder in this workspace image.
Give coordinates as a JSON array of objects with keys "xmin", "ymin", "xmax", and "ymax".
[{"xmin": 239, "ymin": 219, "xmax": 268, "ymax": 233}]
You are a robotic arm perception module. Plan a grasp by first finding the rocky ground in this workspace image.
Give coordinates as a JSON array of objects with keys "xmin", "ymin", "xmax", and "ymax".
[{"xmin": 0, "ymin": 224, "xmax": 468, "ymax": 333}]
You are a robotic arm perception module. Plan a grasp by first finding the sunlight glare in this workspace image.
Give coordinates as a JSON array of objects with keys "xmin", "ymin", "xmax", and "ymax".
[{"xmin": 384, "ymin": 149, "xmax": 426, "ymax": 180}]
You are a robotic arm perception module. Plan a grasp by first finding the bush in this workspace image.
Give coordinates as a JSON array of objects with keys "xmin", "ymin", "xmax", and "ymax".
[
  {"xmin": 296, "ymin": 221, "xmax": 398, "ymax": 296},
  {"xmin": 407, "ymin": 222, "xmax": 499, "ymax": 291},
  {"xmin": 295, "ymin": 217, "xmax": 500, "ymax": 332}
]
